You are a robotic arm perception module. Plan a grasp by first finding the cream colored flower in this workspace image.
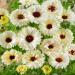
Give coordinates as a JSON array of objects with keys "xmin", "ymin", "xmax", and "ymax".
[
  {"xmin": 67, "ymin": 44, "xmax": 75, "ymax": 60},
  {"xmin": 10, "ymin": 9, "xmax": 29, "ymax": 27},
  {"xmin": 40, "ymin": 38, "xmax": 62, "ymax": 56},
  {"xmin": 0, "ymin": 31, "xmax": 17, "ymax": 48},
  {"xmin": 48, "ymin": 52, "xmax": 69, "ymax": 69},
  {"xmin": 1, "ymin": 49, "xmax": 22, "ymax": 65},
  {"xmin": 27, "ymin": 5, "xmax": 47, "ymax": 24},
  {"xmin": 22, "ymin": 50, "xmax": 45, "ymax": 69},
  {"xmin": 54, "ymin": 29, "xmax": 74, "ymax": 49},
  {"xmin": 61, "ymin": 8, "xmax": 75, "ymax": 24},
  {"xmin": 39, "ymin": 16, "xmax": 60, "ymax": 36},
  {"xmin": 18, "ymin": 26, "xmax": 41, "ymax": 50},
  {"xmin": 42, "ymin": 0, "xmax": 63, "ymax": 19}
]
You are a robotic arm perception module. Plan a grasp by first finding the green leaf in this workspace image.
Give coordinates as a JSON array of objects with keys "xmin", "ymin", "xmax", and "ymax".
[{"xmin": 37, "ymin": 0, "xmax": 44, "ymax": 4}]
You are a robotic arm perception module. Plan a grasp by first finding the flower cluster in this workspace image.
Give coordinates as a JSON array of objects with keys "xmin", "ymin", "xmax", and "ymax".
[{"xmin": 0, "ymin": 0, "xmax": 75, "ymax": 75}]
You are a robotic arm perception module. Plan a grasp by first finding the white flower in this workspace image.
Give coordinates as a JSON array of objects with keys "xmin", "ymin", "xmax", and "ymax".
[
  {"xmin": 10, "ymin": 9, "xmax": 29, "ymax": 27},
  {"xmin": 22, "ymin": 50, "xmax": 45, "ymax": 69},
  {"xmin": 67, "ymin": 44, "xmax": 75, "ymax": 60},
  {"xmin": 42, "ymin": 0, "xmax": 63, "ymax": 19},
  {"xmin": 18, "ymin": 26, "xmax": 42, "ymax": 50},
  {"xmin": 1, "ymin": 49, "xmax": 22, "ymax": 65},
  {"xmin": 48, "ymin": 52, "xmax": 69, "ymax": 69},
  {"xmin": 0, "ymin": 31, "xmax": 17, "ymax": 48},
  {"xmin": 40, "ymin": 38, "xmax": 62, "ymax": 56},
  {"xmin": 27, "ymin": 5, "xmax": 47, "ymax": 24},
  {"xmin": 19, "ymin": 0, "xmax": 38, "ymax": 7},
  {"xmin": 0, "ymin": 8, "xmax": 9, "ymax": 17},
  {"xmin": 54, "ymin": 29, "xmax": 74, "ymax": 48},
  {"xmin": 61, "ymin": 8, "xmax": 75, "ymax": 24},
  {"xmin": 39, "ymin": 16, "xmax": 60, "ymax": 36}
]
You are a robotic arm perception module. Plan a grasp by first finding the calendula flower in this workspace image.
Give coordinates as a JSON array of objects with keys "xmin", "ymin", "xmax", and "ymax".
[
  {"xmin": 49, "ymin": 52, "xmax": 69, "ymax": 69},
  {"xmin": 22, "ymin": 50, "xmax": 45, "ymax": 69},
  {"xmin": 18, "ymin": 26, "xmax": 41, "ymax": 50},
  {"xmin": 42, "ymin": 65, "xmax": 52, "ymax": 75},
  {"xmin": 16, "ymin": 65, "xmax": 28, "ymax": 74},
  {"xmin": 0, "ymin": 15, "xmax": 9, "ymax": 25},
  {"xmin": 1, "ymin": 49, "xmax": 22, "ymax": 65}
]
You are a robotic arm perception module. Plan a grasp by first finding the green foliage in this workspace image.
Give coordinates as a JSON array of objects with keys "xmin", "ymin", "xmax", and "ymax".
[
  {"xmin": 61, "ymin": 0, "xmax": 75, "ymax": 9},
  {"xmin": 37, "ymin": 0, "xmax": 44, "ymax": 4}
]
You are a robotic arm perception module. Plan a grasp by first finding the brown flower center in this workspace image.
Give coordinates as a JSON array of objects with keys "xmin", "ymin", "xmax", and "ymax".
[
  {"xmin": 0, "ymin": 15, "xmax": 4, "ymax": 19},
  {"xmin": 30, "ymin": 56, "xmax": 36, "ymax": 61},
  {"xmin": 62, "ymin": 15, "xmax": 68, "ymax": 19},
  {"xmin": 69, "ymin": 50, "xmax": 75, "ymax": 55},
  {"xmin": 60, "ymin": 34, "xmax": 65, "ymax": 39},
  {"xmin": 26, "ymin": 35, "xmax": 34, "ymax": 43},
  {"xmin": 46, "ymin": 24, "xmax": 52, "ymax": 29},
  {"xmin": 56, "ymin": 57, "xmax": 63, "ymax": 63},
  {"xmin": 10, "ymin": 55, "xmax": 15, "ymax": 60},
  {"xmin": 48, "ymin": 44, "xmax": 54, "ymax": 49},
  {"xmin": 33, "ymin": 11, "xmax": 41, "ymax": 18},
  {"xmin": 48, "ymin": 5, "xmax": 56, "ymax": 12},
  {"xmin": 17, "ymin": 14, "xmax": 25, "ymax": 19},
  {"xmin": 5, "ymin": 37, "xmax": 12, "ymax": 43}
]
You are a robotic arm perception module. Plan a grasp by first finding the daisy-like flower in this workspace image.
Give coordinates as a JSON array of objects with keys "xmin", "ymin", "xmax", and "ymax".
[
  {"xmin": 54, "ymin": 29, "xmax": 74, "ymax": 48},
  {"xmin": 39, "ymin": 16, "xmax": 60, "ymax": 36},
  {"xmin": 40, "ymin": 38, "xmax": 62, "ymax": 56},
  {"xmin": 0, "ymin": 31, "xmax": 17, "ymax": 48},
  {"xmin": 1, "ymin": 49, "xmax": 22, "ymax": 65},
  {"xmin": 22, "ymin": 50, "xmax": 45, "ymax": 69},
  {"xmin": 41, "ymin": 65, "xmax": 52, "ymax": 75},
  {"xmin": 19, "ymin": 0, "xmax": 38, "ymax": 7},
  {"xmin": 10, "ymin": 9, "xmax": 29, "ymax": 27},
  {"xmin": 27, "ymin": 5, "xmax": 47, "ymax": 24},
  {"xmin": 42, "ymin": 0, "xmax": 63, "ymax": 19},
  {"xmin": 67, "ymin": 44, "xmax": 75, "ymax": 60},
  {"xmin": 61, "ymin": 8, "xmax": 75, "ymax": 24},
  {"xmin": 18, "ymin": 26, "xmax": 41, "ymax": 50},
  {"xmin": 48, "ymin": 52, "xmax": 69, "ymax": 69},
  {"xmin": 16, "ymin": 65, "xmax": 28, "ymax": 74}
]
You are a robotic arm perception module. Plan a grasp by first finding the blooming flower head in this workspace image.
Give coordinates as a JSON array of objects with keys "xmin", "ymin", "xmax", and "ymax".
[
  {"xmin": 16, "ymin": 65, "xmax": 28, "ymax": 74},
  {"xmin": 42, "ymin": 65, "xmax": 52, "ymax": 75},
  {"xmin": 1, "ymin": 49, "xmax": 22, "ymax": 65},
  {"xmin": 18, "ymin": 26, "xmax": 41, "ymax": 50},
  {"xmin": 48, "ymin": 52, "xmax": 69, "ymax": 69},
  {"xmin": 22, "ymin": 50, "xmax": 45, "ymax": 69}
]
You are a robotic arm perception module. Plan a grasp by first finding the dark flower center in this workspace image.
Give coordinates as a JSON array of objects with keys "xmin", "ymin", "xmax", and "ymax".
[
  {"xmin": 60, "ymin": 34, "xmax": 65, "ymax": 39},
  {"xmin": 5, "ymin": 37, "xmax": 12, "ymax": 43},
  {"xmin": 69, "ymin": 50, "xmax": 75, "ymax": 55},
  {"xmin": 26, "ymin": 35, "xmax": 34, "ymax": 43},
  {"xmin": 48, "ymin": 44, "xmax": 54, "ymax": 49},
  {"xmin": 30, "ymin": 56, "xmax": 36, "ymax": 61},
  {"xmin": 48, "ymin": 5, "xmax": 56, "ymax": 12},
  {"xmin": 10, "ymin": 55, "xmax": 15, "ymax": 60},
  {"xmin": 62, "ymin": 15, "xmax": 68, "ymax": 19},
  {"xmin": 0, "ymin": 15, "xmax": 4, "ymax": 19},
  {"xmin": 56, "ymin": 57, "xmax": 63, "ymax": 63},
  {"xmin": 33, "ymin": 11, "xmax": 41, "ymax": 18},
  {"xmin": 17, "ymin": 14, "xmax": 25, "ymax": 19},
  {"xmin": 46, "ymin": 24, "xmax": 52, "ymax": 29}
]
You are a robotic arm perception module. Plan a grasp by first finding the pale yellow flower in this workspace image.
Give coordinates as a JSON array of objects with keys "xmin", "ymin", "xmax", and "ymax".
[
  {"xmin": 0, "ymin": 16, "xmax": 9, "ymax": 25},
  {"xmin": 42, "ymin": 65, "xmax": 52, "ymax": 75},
  {"xmin": 16, "ymin": 65, "xmax": 28, "ymax": 74}
]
